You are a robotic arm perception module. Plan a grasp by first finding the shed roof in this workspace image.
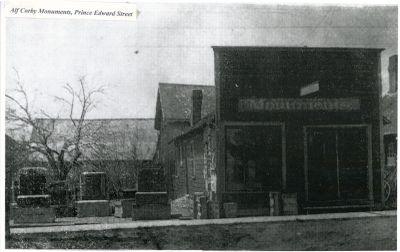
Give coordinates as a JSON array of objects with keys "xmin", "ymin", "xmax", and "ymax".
[
  {"xmin": 172, "ymin": 113, "xmax": 215, "ymax": 143},
  {"xmin": 30, "ymin": 118, "xmax": 158, "ymax": 161},
  {"xmin": 155, "ymin": 83, "xmax": 215, "ymax": 130}
]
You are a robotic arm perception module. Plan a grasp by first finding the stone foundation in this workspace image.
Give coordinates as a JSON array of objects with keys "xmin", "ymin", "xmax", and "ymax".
[
  {"xmin": 76, "ymin": 200, "xmax": 110, "ymax": 217},
  {"xmin": 132, "ymin": 203, "xmax": 171, "ymax": 220},
  {"xmin": 13, "ymin": 207, "xmax": 56, "ymax": 224}
]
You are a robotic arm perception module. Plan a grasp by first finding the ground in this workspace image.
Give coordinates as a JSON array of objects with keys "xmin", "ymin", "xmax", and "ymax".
[{"xmin": 8, "ymin": 211, "xmax": 397, "ymax": 250}]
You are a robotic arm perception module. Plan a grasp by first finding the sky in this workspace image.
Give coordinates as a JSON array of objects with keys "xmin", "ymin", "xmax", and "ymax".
[{"xmin": 5, "ymin": 3, "xmax": 398, "ymax": 120}]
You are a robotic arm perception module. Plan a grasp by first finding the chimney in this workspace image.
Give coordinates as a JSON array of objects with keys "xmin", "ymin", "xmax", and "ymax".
[
  {"xmin": 191, "ymin": 90, "xmax": 203, "ymax": 126},
  {"xmin": 388, "ymin": 55, "xmax": 397, "ymax": 93}
]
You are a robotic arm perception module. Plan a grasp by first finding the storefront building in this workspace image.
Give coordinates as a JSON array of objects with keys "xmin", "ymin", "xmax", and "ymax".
[{"xmin": 213, "ymin": 47, "xmax": 384, "ymax": 214}]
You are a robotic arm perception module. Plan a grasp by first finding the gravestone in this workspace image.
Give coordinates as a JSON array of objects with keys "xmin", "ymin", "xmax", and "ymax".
[
  {"xmin": 207, "ymin": 200, "xmax": 220, "ymax": 219},
  {"xmin": 132, "ymin": 192, "xmax": 170, "ymax": 220},
  {"xmin": 13, "ymin": 167, "xmax": 55, "ymax": 224},
  {"xmin": 223, "ymin": 202, "xmax": 238, "ymax": 218},
  {"xmin": 114, "ymin": 188, "xmax": 136, "ymax": 218},
  {"xmin": 76, "ymin": 172, "xmax": 110, "ymax": 217},
  {"xmin": 80, "ymin": 172, "xmax": 107, "ymax": 200},
  {"xmin": 282, "ymin": 193, "xmax": 298, "ymax": 215}
]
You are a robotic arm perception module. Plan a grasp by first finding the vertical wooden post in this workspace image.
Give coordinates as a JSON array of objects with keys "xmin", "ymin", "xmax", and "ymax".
[
  {"xmin": 5, "ymin": 169, "xmax": 11, "ymax": 242},
  {"xmin": 282, "ymin": 123, "xmax": 287, "ymax": 191}
]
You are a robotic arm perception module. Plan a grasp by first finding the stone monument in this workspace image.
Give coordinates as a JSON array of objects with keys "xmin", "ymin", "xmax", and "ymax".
[
  {"xmin": 76, "ymin": 172, "xmax": 110, "ymax": 217},
  {"xmin": 13, "ymin": 167, "xmax": 56, "ymax": 224}
]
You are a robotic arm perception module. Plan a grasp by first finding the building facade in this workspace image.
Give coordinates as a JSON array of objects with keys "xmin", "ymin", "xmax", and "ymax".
[
  {"xmin": 382, "ymin": 55, "xmax": 397, "ymax": 206},
  {"xmin": 212, "ymin": 46, "xmax": 384, "ymax": 215},
  {"xmin": 173, "ymin": 111, "xmax": 217, "ymax": 201},
  {"xmin": 154, "ymin": 83, "xmax": 215, "ymax": 198}
]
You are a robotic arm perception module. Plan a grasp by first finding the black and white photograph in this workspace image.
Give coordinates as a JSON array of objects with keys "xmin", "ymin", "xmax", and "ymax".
[{"xmin": 2, "ymin": 0, "xmax": 398, "ymax": 250}]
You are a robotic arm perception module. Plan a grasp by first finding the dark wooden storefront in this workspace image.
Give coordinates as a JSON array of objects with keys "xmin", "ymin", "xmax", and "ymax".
[{"xmin": 213, "ymin": 47, "xmax": 384, "ymax": 214}]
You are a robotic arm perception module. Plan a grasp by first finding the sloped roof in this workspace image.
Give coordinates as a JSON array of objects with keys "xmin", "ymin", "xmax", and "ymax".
[
  {"xmin": 155, "ymin": 83, "xmax": 215, "ymax": 129},
  {"xmin": 173, "ymin": 113, "xmax": 215, "ymax": 143},
  {"xmin": 382, "ymin": 92, "xmax": 397, "ymax": 135},
  {"xmin": 30, "ymin": 118, "xmax": 158, "ymax": 161},
  {"xmin": 6, "ymin": 121, "xmax": 33, "ymax": 142}
]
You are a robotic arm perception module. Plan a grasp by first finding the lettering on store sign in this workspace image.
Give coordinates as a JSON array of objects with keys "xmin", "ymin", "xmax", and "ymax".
[{"xmin": 238, "ymin": 98, "xmax": 360, "ymax": 112}]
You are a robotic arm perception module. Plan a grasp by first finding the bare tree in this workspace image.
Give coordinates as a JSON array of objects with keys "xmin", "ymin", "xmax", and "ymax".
[
  {"xmin": 6, "ymin": 70, "xmax": 104, "ymax": 181},
  {"xmin": 85, "ymin": 123, "xmax": 147, "ymax": 196}
]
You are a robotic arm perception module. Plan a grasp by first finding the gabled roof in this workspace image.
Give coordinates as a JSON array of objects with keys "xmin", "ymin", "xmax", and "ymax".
[
  {"xmin": 30, "ymin": 118, "xmax": 158, "ymax": 161},
  {"xmin": 154, "ymin": 83, "xmax": 215, "ymax": 130},
  {"xmin": 382, "ymin": 92, "xmax": 397, "ymax": 135}
]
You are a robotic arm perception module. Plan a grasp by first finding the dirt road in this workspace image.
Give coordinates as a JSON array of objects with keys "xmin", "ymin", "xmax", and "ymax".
[{"xmin": 8, "ymin": 212, "xmax": 396, "ymax": 250}]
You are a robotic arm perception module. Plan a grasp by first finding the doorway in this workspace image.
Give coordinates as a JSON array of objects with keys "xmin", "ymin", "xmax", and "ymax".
[{"xmin": 305, "ymin": 126, "xmax": 372, "ymax": 204}]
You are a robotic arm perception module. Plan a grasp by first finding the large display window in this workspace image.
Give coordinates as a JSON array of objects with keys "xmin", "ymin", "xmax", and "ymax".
[{"xmin": 225, "ymin": 124, "xmax": 284, "ymax": 192}]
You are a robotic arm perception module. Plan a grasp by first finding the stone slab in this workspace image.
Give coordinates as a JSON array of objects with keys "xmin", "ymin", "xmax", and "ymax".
[
  {"xmin": 17, "ymin": 195, "xmax": 51, "ymax": 208},
  {"xmin": 13, "ymin": 207, "xmax": 56, "ymax": 224},
  {"xmin": 132, "ymin": 203, "xmax": 171, "ymax": 220},
  {"xmin": 223, "ymin": 202, "xmax": 238, "ymax": 218},
  {"xmin": 114, "ymin": 199, "xmax": 135, "ymax": 218},
  {"xmin": 76, "ymin": 200, "xmax": 110, "ymax": 218},
  {"xmin": 135, "ymin": 192, "xmax": 168, "ymax": 205}
]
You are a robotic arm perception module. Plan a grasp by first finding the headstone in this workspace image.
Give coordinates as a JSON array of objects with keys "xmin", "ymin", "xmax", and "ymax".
[
  {"xmin": 133, "ymin": 192, "xmax": 170, "ymax": 220},
  {"xmin": 80, "ymin": 172, "xmax": 107, "ymax": 200},
  {"xmin": 76, "ymin": 172, "xmax": 110, "ymax": 217},
  {"xmin": 199, "ymin": 196, "xmax": 208, "ymax": 219},
  {"xmin": 207, "ymin": 200, "xmax": 220, "ymax": 219},
  {"xmin": 121, "ymin": 188, "xmax": 137, "ymax": 199},
  {"xmin": 12, "ymin": 167, "xmax": 55, "ymax": 224},
  {"xmin": 223, "ymin": 202, "xmax": 238, "ymax": 218},
  {"xmin": 282, "ymin": 193, "xmax": 298, "ymax": 215},
  {"xmin": 18, "ymin": 167, "xmax": 47, "ymax": 195}
]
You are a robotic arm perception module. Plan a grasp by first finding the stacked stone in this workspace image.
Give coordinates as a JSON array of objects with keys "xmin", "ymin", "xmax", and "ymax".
[
  {"xmin": 132, "ymin": 192, "xmax": 170, "ymax": 220},
  {"xmin": 13, "ymin": 167, "xmax": 55, "ymax": 224},
  {"xmin": 76, "ymin": 172, "xmax": 110, "ymax": 217}
]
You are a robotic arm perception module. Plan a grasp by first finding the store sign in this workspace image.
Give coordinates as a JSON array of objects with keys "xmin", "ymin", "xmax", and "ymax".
[
  {"xmin": 238, "ymin": 98, "xmax": 360, "ymax": 112},
  {"xmin": 300, "ymin": 81, "xmax": 319, "ymax": 96}
]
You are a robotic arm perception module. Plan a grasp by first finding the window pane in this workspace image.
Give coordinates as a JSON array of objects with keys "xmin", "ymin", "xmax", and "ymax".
[{"xmin": 225, "ymin": 125, "xmax": 282, "ymax": 192}]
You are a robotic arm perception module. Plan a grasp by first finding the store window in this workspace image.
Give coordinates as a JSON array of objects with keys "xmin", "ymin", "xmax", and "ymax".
[
  {"xmin": 225, "ymin": 125, "xmax": 282, "ymax": 192},
  {"xmin": 386, "ymin": 141, "xmax": 397, "ymax": 167}
]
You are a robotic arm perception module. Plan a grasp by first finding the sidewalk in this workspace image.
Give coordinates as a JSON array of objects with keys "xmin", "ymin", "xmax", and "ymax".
[{"xmin": 11, "ymin": 210, "xmax": 396, "ymax": 234}]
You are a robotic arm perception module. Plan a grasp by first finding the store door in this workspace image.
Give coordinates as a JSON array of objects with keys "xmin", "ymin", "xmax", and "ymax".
[{"xmin": 306, "ymin": 126, "xmax": 370, "ymax": 203}]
